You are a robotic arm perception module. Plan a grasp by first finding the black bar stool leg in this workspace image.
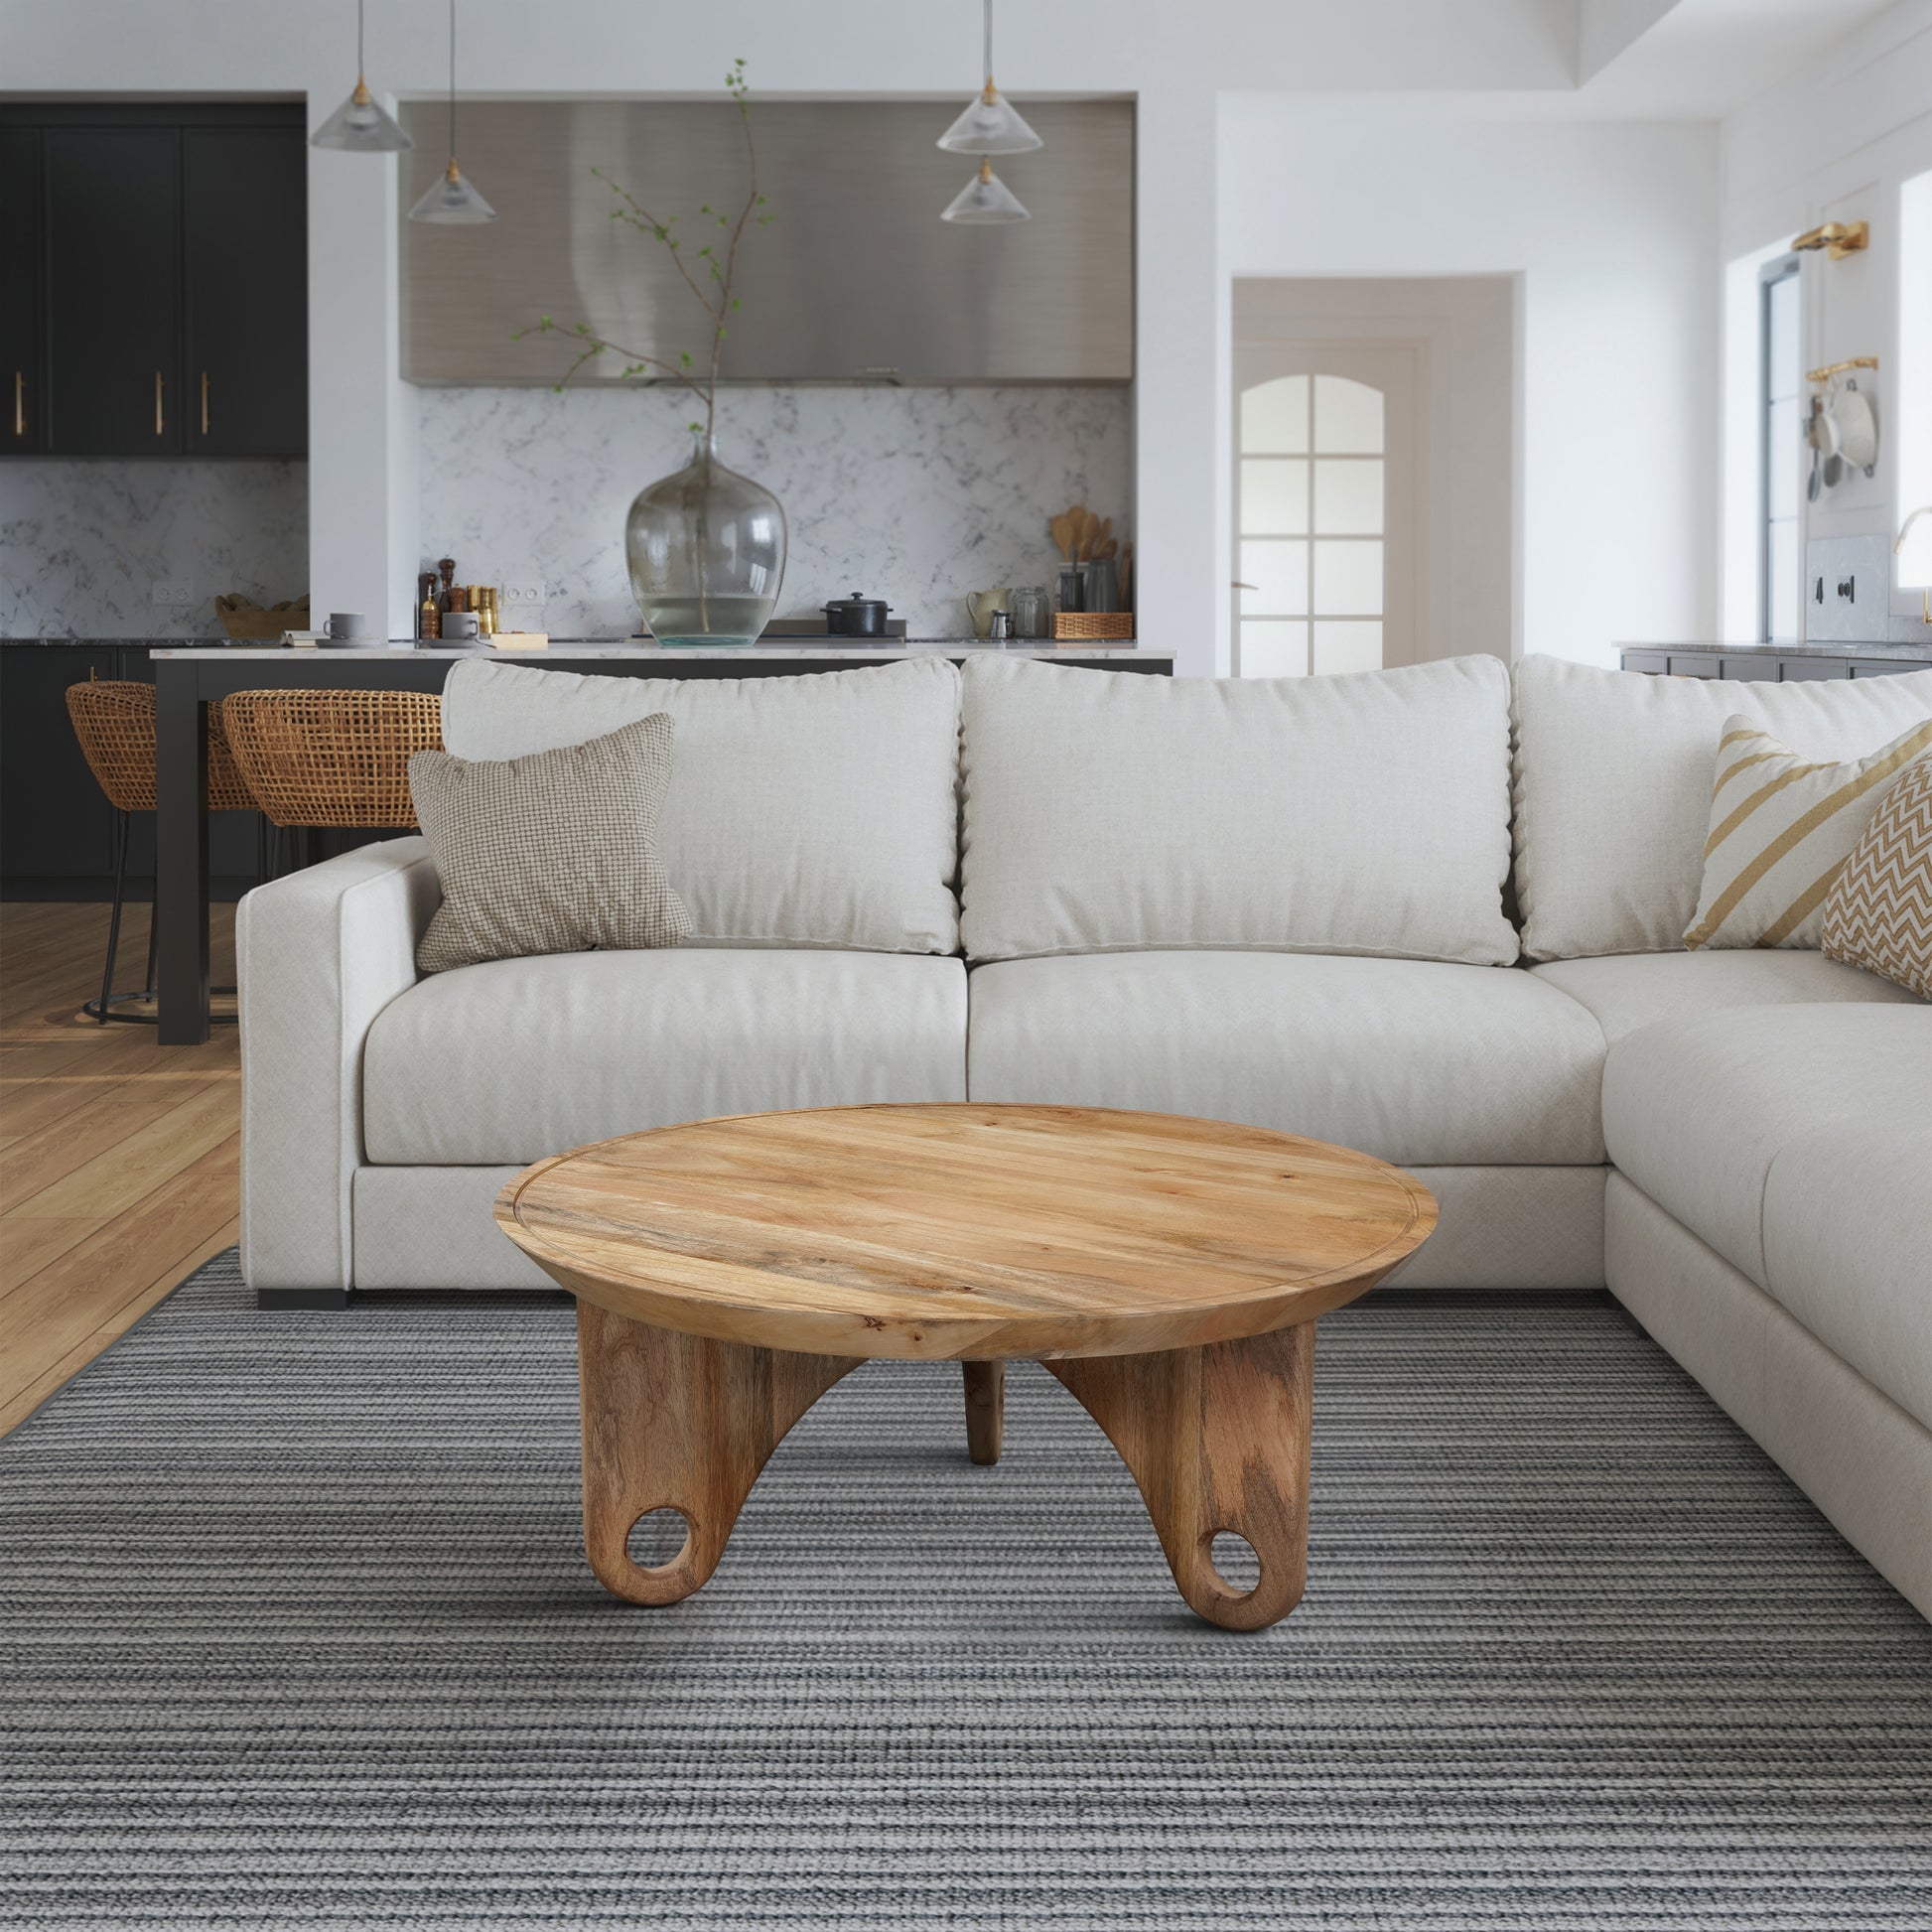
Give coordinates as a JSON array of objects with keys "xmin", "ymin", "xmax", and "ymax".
[
  {"xmin": 93, "ymin": 810, "xmax": 130, "ymax": 1026},
  {"xmin": 141, "ymin": 881, "xmax": 159, "ymax": 997}
]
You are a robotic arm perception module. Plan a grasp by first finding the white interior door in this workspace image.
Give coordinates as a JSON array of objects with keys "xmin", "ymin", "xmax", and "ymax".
[{"xmin": 1233, "ymin": 344, "xmax": 1420, "ymax": 676}]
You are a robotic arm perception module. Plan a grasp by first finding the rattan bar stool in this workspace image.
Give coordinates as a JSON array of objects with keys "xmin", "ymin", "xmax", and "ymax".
[
  {"xmin": 220, "ymin": 690, "xmax": 443, "ymax": 873},
  {"xmin": 66, "ymin": 679, "xmax": 257, "ymax": 1026}
]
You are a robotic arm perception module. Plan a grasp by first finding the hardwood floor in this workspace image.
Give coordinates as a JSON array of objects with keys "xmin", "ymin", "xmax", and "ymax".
[{"xmin": 0, "ymin": 899, "xmax": 240, "ymax": 1436}]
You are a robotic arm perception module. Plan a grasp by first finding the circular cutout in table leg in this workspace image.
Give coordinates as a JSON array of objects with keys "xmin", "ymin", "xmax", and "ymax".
[
  {"xmin": 627, "ymin": 1505, "xmax": 693, "ymax": 1575},
  {"xmin": 1209, "ymin": 1529, "xmax": 1261, "ymax": 1596}
]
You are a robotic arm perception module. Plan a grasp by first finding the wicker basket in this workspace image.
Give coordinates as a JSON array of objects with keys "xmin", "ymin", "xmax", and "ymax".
[
  {"xmin": 1052, "ymin": 612, "xmax": 1135, "ymax": 643},
  {"xmin": 221, "ymin": 689, "xmax": 443, "ymax": 830},
  {"xmin": 66, "ymin": 680, "xmax": 257, "ymax": 813},
  {"xmin": 216, "ymin": 596, "xmax": 309, "ymax": 641}
]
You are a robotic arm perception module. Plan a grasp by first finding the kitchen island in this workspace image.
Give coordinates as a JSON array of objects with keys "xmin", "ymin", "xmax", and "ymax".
[{"xmin": 149, "ymin": 642, "xmax": 1173, "ymax": 1042}]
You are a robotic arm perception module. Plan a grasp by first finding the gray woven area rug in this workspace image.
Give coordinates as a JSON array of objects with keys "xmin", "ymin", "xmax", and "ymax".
[{"xmin": 3, "ymin": 1252, "xmax": 1930, "ymax": 1930}]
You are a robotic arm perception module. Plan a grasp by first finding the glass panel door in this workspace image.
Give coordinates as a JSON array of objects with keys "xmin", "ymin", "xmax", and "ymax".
[{"xmin": 1234, "ymin": 345, "xmax": 1417, "ymax": 676}]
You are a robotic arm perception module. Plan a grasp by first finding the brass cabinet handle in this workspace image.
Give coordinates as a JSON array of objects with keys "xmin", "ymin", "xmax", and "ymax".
[
  {"xmin": 155, "ymin": 370, "xmax": 165, "ymax": 436},
  {"xmin": 201, "ymin": 370, "xmax": 209, "ymax": 437},
  {"xmin": 13, "ymin": 370, "xmax": 22, "ymax": 438}
]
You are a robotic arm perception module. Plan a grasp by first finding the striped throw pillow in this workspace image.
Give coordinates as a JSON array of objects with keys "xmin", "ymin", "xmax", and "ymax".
[
  {"xmin": 1684, "ymin": 715, "xmax": 1932, "ymax": 951},
  {"xmin": 1822, "ymin": 752, "xmax": 1932, "ymax": 997}
]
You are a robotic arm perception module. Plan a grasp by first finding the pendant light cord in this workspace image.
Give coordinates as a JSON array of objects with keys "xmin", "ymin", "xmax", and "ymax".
[
  {"xmin": 448, "ymin": 0, "xmax": 458, "ymax": 160},
  {"xmin": 356, "ymin": 0, "xmax": 365, "ymax": 76},
  {"xmin": 984, "ymin": 0, "xmax": 993, "ymax": 82}
]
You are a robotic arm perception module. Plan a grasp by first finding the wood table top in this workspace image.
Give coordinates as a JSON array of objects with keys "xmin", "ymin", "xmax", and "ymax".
[{"xmin": 494, "ymin": 1105, "xmax": 1436, "ymax": 1361}]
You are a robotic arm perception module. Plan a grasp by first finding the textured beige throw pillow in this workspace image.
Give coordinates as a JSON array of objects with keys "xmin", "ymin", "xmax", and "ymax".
[
  {"xmin": 1684, "ymin": 715, "xmax": 1932, "ymax": 951},
  {"xmin": 409, "ymin": 713, "xmax": 691, "ymax": 975},
  {"xmin": 1822, "ymin": 752, "xmax": 1932, "ymax": 998}
]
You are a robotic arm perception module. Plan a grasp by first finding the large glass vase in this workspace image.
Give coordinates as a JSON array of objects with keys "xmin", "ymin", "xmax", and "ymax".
[{"xmin": 624, "ymin": 432, "xmax": 787, "ymax": 646}]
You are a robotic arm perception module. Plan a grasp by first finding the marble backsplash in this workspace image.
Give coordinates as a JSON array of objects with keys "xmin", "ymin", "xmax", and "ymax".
[
  {"xmin": 417, "ymin": 385, "xmax": 1132, "ymax": 637},
  {"xmin": 0, "ymin": 461, "xmax": 309, "ymax": 637}
]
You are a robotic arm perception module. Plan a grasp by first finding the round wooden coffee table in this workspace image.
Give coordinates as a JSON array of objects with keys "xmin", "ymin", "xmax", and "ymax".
[{"xmin": 494, "ymin": 1104, "xmax": 1436, "ymax": 1631}]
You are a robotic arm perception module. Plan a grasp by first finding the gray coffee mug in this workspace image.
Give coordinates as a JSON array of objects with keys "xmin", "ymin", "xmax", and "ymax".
[
  {"xmin": 325, "ymin": 612, "xmax": 373, "ymax": 641},
  {"xmin": 442, "ymin": 611, "xmax": 481, "ymax": 640}
]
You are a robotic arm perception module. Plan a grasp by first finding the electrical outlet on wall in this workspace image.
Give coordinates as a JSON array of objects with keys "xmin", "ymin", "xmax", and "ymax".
[
  {"xmin": 152, "ymin": 580, "xmax": 195, "ymax": 608},
  {"xmin": 1804, "ymin": 535, "xmax": 1888, "ymax": 643},
  {"xmin": 498, "ymin": 582, "xmax": 547, "ymax": 613}
]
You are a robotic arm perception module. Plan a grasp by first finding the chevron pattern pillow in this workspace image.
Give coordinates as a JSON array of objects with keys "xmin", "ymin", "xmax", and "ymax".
[
  {"xmin": 1822, "ymin": 752, "xmax": 1932, "ymax": 998},
  {"xmin": 1684, "ymin": 716, "xmax": 1932, "ymax": 951}
]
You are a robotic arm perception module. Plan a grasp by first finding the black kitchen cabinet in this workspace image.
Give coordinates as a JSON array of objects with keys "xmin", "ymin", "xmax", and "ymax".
[
  {"xmin": 0, "ymin": 126, "xmax": 44, "ymax": 453},
  {"xmin": 1, "ymin": 645, "xmax": 263, "ymax": 900},
  {"xmin": 1, "ymin": 646, "xmax": 119, "ymax": 886},
  {"xmin": 184, "ymin": 128, "xmax": 307, "ymax": 457},
  {"xmin": 44, "ymin": 127, "xmax": 182, "ymax": 455},
  {"xmin": 1, "ymin": 104, "xmax": 306, "ymax": 461}
]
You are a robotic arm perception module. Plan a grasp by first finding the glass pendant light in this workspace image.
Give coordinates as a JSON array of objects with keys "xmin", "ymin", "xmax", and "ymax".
[
  {"xmin": 409, "ymin": 0, "xmax": 496, "ymax": 224},
  {"xmin": 941, "ymin": 156, "xmax": 1031, "ymax": 225},
  {"xmin": 937, "ymin": 0, "xmax": 1042, "ymax": 154},
  {"xmin": 312, "ymin": 0, "xmax": 413, "ymax": 153}
]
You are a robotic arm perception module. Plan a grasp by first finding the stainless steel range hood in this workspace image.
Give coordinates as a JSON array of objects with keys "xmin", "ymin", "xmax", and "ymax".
[{"xmin": 400, "ymin": 98, "xmax": 1134, "ymax": 387}]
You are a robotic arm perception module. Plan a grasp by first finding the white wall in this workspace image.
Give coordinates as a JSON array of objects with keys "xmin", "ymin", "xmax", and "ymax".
[
  {"xmin": 1719, "ymin": 1, "xmax": 1932, "ymax": 641},
  {"xmin": 1219, "ymin": 102, "xmax": 1720, "ymax": 670}
]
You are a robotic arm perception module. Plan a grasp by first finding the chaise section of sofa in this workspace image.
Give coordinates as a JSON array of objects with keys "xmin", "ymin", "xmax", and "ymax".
[{"xmin": 1602, "ymin": 1007, "xmax": 1932, "ymax": 1615}]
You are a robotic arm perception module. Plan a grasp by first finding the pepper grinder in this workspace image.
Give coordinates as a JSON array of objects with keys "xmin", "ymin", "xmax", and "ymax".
[
  {"xmin": 437, "ymin": 557, "xmax": 458, "ymax": 616},
  {"xmin": 417, "ymin": 573, "xmax": 441, "ymax": 641}
]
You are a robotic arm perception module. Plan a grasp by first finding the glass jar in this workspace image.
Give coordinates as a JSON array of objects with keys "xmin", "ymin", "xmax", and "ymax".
[
  {"xmin": 1010, "ymin": 586, "xmax": 1050, "ymax": 638},
  {"xmin": 625, "ymin": 431, "xmax": 788, "ymax": 646}
]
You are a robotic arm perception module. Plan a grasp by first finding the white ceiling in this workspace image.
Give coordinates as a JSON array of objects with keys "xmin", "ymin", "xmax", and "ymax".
[
  {"xmin": 1, "ymin": 0, "xmax": 1915, "ymax": 124},
  {"xmin": 1574, "ymin": 0, "xmax": 1907, "ymax": 116}
]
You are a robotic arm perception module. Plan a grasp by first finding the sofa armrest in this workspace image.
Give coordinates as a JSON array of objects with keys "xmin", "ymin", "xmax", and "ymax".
[{"xmin": 237, "ymin": 837, "xmax": 442, "ymax": 1293}]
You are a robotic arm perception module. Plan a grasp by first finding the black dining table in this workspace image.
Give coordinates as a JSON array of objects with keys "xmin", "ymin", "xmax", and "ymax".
[{"xmin": 151, "ymin": 642, "xmax": 1172, "ymax": 1042}]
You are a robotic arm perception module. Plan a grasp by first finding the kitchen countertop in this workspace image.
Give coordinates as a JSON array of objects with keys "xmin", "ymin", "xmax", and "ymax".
[
  {"xmin": 144, "ymin": 641, "xmax": 1165, "ymax": 662},
  {"xmin": 1620, "ymin": 638, "xmax": 1932, "ymax": 662},
  {"xmin": 9, "ymin": 635, "xmax": 1156, "ymax": 659}
]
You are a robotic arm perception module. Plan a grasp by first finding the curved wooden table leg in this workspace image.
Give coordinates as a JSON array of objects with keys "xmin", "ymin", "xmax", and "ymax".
[
  {"xmin": 576, "ymin": 1299, "xmax": 861, "ymax": 1605},
  {"xmin": 1046, "ymin": 1320, "xmax": 1314, "ymax": 1632},
  {"xmin": 962, "ymin": 1360, "xmax": 1005, "ymax": 1465}
]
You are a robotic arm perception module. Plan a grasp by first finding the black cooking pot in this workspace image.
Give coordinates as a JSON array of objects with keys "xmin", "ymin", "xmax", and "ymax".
[{"xmin": 823, "ymin": 591, "xmax": 893, "ymax": 638}]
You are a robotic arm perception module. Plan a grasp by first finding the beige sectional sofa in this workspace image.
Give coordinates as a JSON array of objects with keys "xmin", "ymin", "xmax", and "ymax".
[{"xmin": 237, "ymin": 650, "xmax": 1932, "ymax": 1614}]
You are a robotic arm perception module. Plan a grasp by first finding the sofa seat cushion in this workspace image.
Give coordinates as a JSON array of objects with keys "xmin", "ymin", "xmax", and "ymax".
[
  {"xmin": 1761, "ymin": 1123, "xmax": 1932, "ymax": 1430},
  {"xmin": 364, "ymin": 949, "xmax": 967, "ymax": 1166},
  {"xmin": 1532, "ymin": 949, "xmax": 1922, "ymax": 1047},
  {"xmin": 1601, "ymin": 1006, "xmax": 1932, "ymax": 1294},
  {"xmin": 966, "ymin": 952, "xmax": 1606, "ymax": 1167}
]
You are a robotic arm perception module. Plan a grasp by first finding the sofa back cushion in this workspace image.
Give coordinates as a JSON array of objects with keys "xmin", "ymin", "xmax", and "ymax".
[
  {"xmin": 958, "ymin": 653, "xmax": 1518, "ymax": 966},
  {"xmin": 1510, "ymin": 655, "xmax": 1932, "ymax": 961},
  {"xmin": 440, "ymin": 656, "xmax": 962, "ymax": 954}
]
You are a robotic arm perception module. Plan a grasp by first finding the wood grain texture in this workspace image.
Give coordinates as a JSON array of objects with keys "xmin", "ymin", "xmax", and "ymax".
[
  {"xmin": 1, "ymin": 902, "xmax": 240, "ymax": 1437},
  {"xmin": 496, "ymin": 1105, "xmax": 1436, "ymax": 1361},
  {"xmin": 1047, "ymin": 1322, "xmax": 1314, "ymax": 1631},
  {"xmin": 577, "ymin": 1299, "xmax": 861, "ymax": 1606},
  {"xmin": 962, "ymin": 1359, "xmax": 1004, "ymax": 1465}
]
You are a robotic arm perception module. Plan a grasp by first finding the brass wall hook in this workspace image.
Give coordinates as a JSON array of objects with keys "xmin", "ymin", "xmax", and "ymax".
[{"xmin": 1791, "ymin": 220, "xmax": 1868, "ymax": 260}]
